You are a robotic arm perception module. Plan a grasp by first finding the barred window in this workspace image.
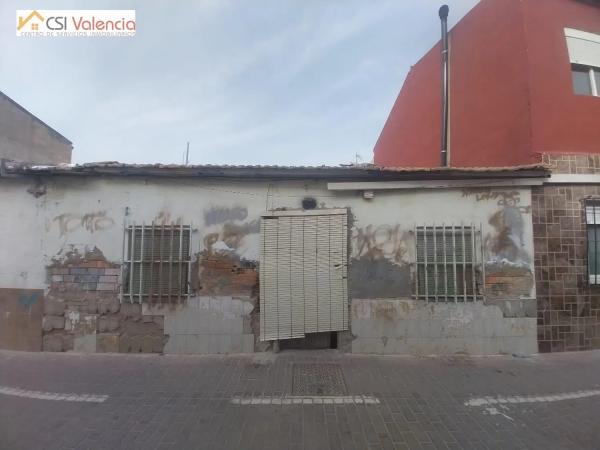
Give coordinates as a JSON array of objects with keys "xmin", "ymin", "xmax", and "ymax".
[
  {"xmin": 415, "ymin": 224, "xmax": 483, "ymax": 301},
  {"xmin": 123, "ymin": 224, "xmax": 191, "ymax": 302},
  {"xmin": 586, "ymin": 201, "xmax": 600, "ymax": 284}
]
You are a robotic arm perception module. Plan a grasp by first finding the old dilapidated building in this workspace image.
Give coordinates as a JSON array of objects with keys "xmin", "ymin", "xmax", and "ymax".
[{"xmin": 0, "ymin": 161, "xmax": 548, "ymax": 355}]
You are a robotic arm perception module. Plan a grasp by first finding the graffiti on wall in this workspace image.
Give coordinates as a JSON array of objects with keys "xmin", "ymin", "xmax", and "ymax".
[
  {"xmin": 204, "ymin": 207, "xmax": 248, "ymax": 226},
  {"xmin": 462, "ymin": 189, "xmax": 531, "ymax": 214},
  {"xmin": 0, "ymin": 288, "xmax": 44, "ymax": 351},
  {"xmin": 204, "ymin": 220, "xmax": 260, "ymax": 254},
  {"xmin": 486, "ymin": 207, "xmax": 530, "ymax": 264},
  {"xmin": 352, "ymin": 224, "xmax": 410, "ymax": 264},
  {"xmin": 18, "ymin": 292, "xmax": 42, "ymax": 309},
  {"xmin": 153, "ymin": 211, "xmax": 183, "ymax": 226},
  {"xmin": 52, "ymin": 211, "xmax": 115, "ymax": 237}
]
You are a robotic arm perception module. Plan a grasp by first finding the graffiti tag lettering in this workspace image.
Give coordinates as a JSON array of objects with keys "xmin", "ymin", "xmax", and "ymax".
[{"xmin": 53, "ymin": 211, "xmax": 115, "ymax": 237}]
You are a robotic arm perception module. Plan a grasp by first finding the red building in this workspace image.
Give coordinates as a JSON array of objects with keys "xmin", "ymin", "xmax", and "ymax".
[{"xmin": 374, "ymin": 0, "xmax": 600, "ymax": 169}]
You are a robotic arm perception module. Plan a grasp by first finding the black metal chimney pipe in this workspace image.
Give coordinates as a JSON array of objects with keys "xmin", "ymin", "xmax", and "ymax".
[{"xmin": 439, "ymin": 4, "xmax": 450, "ymax": 167}]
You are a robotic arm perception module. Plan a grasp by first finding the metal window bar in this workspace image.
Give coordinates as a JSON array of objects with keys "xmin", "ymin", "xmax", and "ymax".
[
  {"xmin": 414, "ymin": 224, "xmax": 418, "ymax": 299},
  {"xmin": 433, "ymin": 223, "xmax": 438, "ymax": 302},
  {"xmin": 471, "ymin": 223, "xmax": 476, "ymax": 300},
  {"xmin": 178, "ymin": 223, "xmax": 183, "ymax": 303},
  {"xmin": 424, "ymin": 227, "xmax": 429, "ymax": 300},
  {"xmin": 128, "ymin": 224, "xmax": 135, "ymax": 303},
  {"xmin": 416, "ymin": 224, "xmax": 483, "ymax": 302},
  {"xmin": 139, "ymin": 223, "xmax": 144, "ymax": 304},
  {"xmin": 168, "ymin": 226, "xmax": 173, "ymax": 301},
  {"xmin": 122, "ymin": 223, "xmax": 192, "ymax": 303},
  {"xmin": 480, "ymin": 222, "xmax": 486, "ymax": 295},
  {"xmin": 159, "ymin": 224, "xmax": 164, "ymax": 300},
  {"xmin": 452, "ymin": 224, "xmax": 458, "ymax": 302},
  {"xmin": 150, "ymin": 222, "xmax": 155, "ymax": 304},
  {"xmin": 461, "ymin": 224, "xmax": 467, "ymax": 303},
  {"xmin": 119, "ymin": 222, "xmax": 127, "ymax": 304},
  {"xmin": 442, "ymin": 223, "xmax": 447, "ymax": 299}
]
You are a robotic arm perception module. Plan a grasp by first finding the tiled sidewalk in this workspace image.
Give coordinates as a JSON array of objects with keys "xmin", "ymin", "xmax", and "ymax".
[{"xmin": 1, "ymin": 349, "xmax": 599, "ymax": 449}]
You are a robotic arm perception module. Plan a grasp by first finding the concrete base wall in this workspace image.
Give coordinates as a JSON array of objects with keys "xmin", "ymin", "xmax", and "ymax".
[
  {"xmin": 0, "ymin": 289, "xmax": 43, "ymax": 351},
  {"xmin": 351, "ymin": 299, "xmax": 537, "ymax": 355},
  {"xmin": 144, "ymin": 296, "xmax": 255, "ymax": 354}
]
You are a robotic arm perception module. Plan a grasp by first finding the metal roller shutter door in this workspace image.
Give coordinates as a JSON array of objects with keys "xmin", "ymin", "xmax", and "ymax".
[{"xmin": 260, "ymin": 210, "xmax": 348, "ymax": 341}]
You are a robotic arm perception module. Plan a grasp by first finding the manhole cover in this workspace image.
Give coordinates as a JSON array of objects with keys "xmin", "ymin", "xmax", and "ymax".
[{"xmin": 292, "ymin": 363, "xmax": 347, "ymax": 396}]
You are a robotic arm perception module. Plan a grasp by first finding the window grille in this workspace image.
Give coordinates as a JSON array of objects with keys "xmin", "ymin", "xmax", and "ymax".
[
  {"xmin": 415, "ymin": 224, "xmax": 484, "ymax": 302},
  {"xmin": 122, "ymin": 223, "xmax": 192, "ymax": 303},
  {"xmin": 586, "ymin": 201, "xmax": 600, "ymax": 284}
]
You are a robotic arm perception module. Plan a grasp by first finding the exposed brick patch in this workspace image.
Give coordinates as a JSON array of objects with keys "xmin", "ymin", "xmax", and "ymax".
[
  {"xmin": 196, "ymin": 251, "xmax": 258, "ymax": 298},
  {"xmin": 43, "ymin": 247, "xmax": 167, "ymax": 353},
  {"xmin": 532, "ymin": 173, "xmax": 600, "ymax": 352},
  {"xmin": 48, "ymin": 263, "xmax": 119, "ymax": 292}
]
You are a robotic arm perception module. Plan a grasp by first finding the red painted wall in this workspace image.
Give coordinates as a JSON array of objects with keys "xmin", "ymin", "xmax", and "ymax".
[
  {"xmin": 374, "ymin": 0, "xmax": 600, "ymax": 168},
  {"xmin": 373, "ymin": 44, "xmax": 443, "ymax": 167},
  {"xmin": 524, "ymin": 0, "xmax": 600, "ymax": 155}
]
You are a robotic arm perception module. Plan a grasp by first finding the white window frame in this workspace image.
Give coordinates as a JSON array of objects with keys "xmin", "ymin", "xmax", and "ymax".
[
  {"xmin": 586, "ymin": 66, "xmax": 599, "ymax": 96},
  {"xmin": 573, "ymin": 64, "xmax": 599, "ymax": 97},
  {"xmin": 566, "ymin": 28, "xmax": 600, "ymax": 97}
]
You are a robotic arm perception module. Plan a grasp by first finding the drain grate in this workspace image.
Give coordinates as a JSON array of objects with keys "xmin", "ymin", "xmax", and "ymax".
[{"xmin": 292, "ymin": 363, "xmax": 347, "ymax": 396}]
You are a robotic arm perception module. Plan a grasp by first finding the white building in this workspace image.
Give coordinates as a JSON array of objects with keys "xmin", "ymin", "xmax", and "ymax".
[{"xmin": 0, "ymin": 161, "xmax": 547, "ymax": 355}]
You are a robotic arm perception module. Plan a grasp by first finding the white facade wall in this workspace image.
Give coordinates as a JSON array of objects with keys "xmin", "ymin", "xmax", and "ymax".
[{"xmin": 0, "ymin": 175, "xmax": 537, "ymax": 355}]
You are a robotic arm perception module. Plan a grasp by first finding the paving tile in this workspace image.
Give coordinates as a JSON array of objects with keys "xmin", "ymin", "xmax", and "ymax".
[{"xmin": 0, "ymin": 350, "xmax": 599, "ymax": 449}]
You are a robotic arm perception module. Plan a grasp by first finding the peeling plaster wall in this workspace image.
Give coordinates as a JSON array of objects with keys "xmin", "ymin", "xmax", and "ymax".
[
  {"xmin": 0, "ymin": 178, "xmax": 47, "ymax": 290},
  {"xmin": 0, "ymin": 176, "xmax": 537, "ymax": 354}
]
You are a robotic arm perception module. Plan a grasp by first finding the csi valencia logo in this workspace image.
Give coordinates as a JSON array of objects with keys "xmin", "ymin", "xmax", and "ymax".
[{"xmin": 16, "ymin": 10, "xmax": 135, "ymax": 37}]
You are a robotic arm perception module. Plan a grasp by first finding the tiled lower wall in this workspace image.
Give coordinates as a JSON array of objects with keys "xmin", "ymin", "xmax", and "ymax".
[
  {"xmin": 350, "ymin": 299, "xmax": 537, "ymax": 355},
  {"xmin": 533, "ymin": 153, "xmax": 600, "ymax": 352},
  {"xmin": 143, "ymin": 296, "xmax": 255, "ymax": 354}
]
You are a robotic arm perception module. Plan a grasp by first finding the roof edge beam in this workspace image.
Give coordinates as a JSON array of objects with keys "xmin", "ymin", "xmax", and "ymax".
[{"xmin": 327, "ymin": 178, "xmax": 545, "ymax": 191}]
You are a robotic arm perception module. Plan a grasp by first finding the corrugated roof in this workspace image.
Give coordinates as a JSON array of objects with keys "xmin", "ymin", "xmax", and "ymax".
[{"xmin": 0, "ymin": 160, "xmax": 550, "ymax": 181}]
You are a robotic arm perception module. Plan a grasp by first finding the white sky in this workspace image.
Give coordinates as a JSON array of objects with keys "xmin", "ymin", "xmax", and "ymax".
[{"xmin": 1, "ymin": 0, "xmax": 479, "ymax": 165}]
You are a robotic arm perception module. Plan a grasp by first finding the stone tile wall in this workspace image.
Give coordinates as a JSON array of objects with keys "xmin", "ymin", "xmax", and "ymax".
[{"xmin": 533, "ymin": 153, "xmax": 600, "ymax": 352}]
